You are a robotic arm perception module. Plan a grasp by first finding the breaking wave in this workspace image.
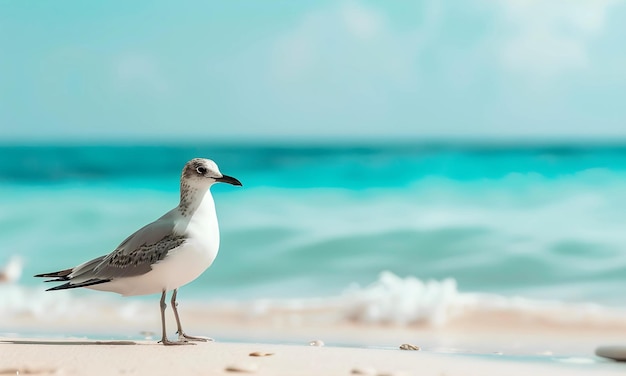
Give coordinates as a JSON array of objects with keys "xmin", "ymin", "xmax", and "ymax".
[{"xmin": 2, "ymin": 272, "xmax": 625, "ymax": 336}]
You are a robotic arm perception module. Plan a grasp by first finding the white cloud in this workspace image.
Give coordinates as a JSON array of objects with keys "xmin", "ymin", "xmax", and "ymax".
[
  {"xmin": 501, "ymin": 30, "xmax": 588, "ymax": 75},
  {"xmin": 241, "ymin": 0, "xmax": 626, "ymax": 137},
  {"xmin": 340, "ymin": 1, "xmax": 384, "ymax": 40},
  {"xmin": 495, "ymin": 0, "xmax": 622, "ymax": 77},
  {"xmin": 268, "ymin": 0, "xmax": 431, "ymax": 120},
  {"xmin": 271, "ymin": 0, "xmax": 623, "ymax": 84},
  {"xmin": 270, "ymin": 1, "xmax": 420, "ymax": 86}
]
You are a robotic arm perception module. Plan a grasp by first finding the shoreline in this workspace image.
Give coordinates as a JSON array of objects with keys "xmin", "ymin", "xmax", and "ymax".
[
  {"xmin": 4, "ymin": 297, "xmax": 626, "ymax": 353},
  {"xmin": 4, "ymin": 294, "xmax": 626, "ymax": 356},
  {"xmin": 1, "ymin": 338, "xmax": 623, "ymax": 376},
  {"xmin": 3, "ymin": 285, "xmax": 626, "ymax": 375}
]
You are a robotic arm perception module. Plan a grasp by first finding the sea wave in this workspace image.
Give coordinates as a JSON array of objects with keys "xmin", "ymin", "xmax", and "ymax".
[
  {"xmin": 4, "ymin": 167, "xmax": 626, "ymax": 306},
  {"xmin": 2, "ymin": 272, "xmax": 625, "ymax": 336},
  {"xmin": 3, "ymin": 144, "xmax": 626, "ymax": 321},
  {"xmin": 246, "ymin": 272, "xmax": 626, "ymax": 328}
]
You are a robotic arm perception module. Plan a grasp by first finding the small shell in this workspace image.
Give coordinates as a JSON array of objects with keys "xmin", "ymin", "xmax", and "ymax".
[
  {"xmin": 309, "ymin": 339, "xmax": 324, "ymax": 347},
  {"xmin": 350, "ymin": 366, "xmax": 377, "ymax": 375},
  {"xmin": 399, "ymin": 343, "xmax": 420, "ymax": 351},
  {"xmin": 225, "ymin": 363, "xmax": 258, "ymax": 373},
  {"xmin": 248, "ymin": 351, "xmax": 274, "ymax": 357}
]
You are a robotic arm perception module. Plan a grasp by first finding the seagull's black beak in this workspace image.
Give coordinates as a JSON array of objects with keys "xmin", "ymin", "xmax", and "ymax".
[{"xmin": 216, "ymin": 174, "xmax": 242, "ymax": 186}]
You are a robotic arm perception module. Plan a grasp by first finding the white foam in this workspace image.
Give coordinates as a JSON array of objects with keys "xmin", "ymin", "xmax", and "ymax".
[
  {"xmin": 3, "ymin": 272, "xmax": 626, "ymax": 333},
  {"xmin": 342, "ymin": 271, "xmax": 460, "ymax": 326},
  {"xmin": 239, "ymin": 271, "xmax": 626, "ymax": 330}
]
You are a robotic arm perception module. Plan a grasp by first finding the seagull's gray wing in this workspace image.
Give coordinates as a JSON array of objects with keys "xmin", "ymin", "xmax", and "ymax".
[{"xmin": 87, "ymin": 212, "xmax": 186, "ymax": 280}]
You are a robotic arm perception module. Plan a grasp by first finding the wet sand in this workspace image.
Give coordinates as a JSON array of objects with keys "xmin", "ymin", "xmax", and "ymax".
[{"xmin": 1, "ymin": 338, "xmax": 623, "ymax": 376}]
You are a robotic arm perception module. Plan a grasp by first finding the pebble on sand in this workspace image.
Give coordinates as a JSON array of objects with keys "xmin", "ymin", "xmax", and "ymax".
[
  {"xmin": 399, "ymin": 344, "xmax": 420, "ymax": 351},
  {"xmin": 350, "ymin": 366, "xmax": 377, "ymax": 375},
  {"xmin": 225, "ymin": 363, "xmax": 259, "ymax": 373},
  {"xmin": 309, "ymin": 340, "xmax": 324, "ymax": 347},
  {"xmin": 249, "ymin": 351, "xmax": 274, "ymax": 357},
  {"xmin": 595, "ymin": 345, "xmax": 626, "ymax": 361}
]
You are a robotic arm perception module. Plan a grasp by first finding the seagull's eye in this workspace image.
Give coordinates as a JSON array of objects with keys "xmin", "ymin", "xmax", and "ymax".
[{"xmin": 196, "ymin": 166, "xmax": 207, "ymax": 175}]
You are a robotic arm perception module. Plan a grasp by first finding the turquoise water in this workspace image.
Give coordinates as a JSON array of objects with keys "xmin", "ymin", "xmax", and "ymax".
[{"xmin": 2, "ymin": 143, "xmax": 626, "ymax": 306}]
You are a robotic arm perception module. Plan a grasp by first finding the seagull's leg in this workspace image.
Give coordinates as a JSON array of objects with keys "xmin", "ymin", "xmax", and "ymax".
[
  {"xmin": 158, "ymin": 290, "xmax": 193, "ymax": 346},
  {"xmin": 171, "ymin": 288, "xmax": 212, "ymax": 342}
]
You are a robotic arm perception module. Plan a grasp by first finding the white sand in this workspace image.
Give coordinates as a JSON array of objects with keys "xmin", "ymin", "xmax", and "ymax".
[
  {"xmin": 1, "ymin": 339, "xmax": 623, "ymax": 376},
  {"xmin": 3, "ymin": 309, "xmax": 626, "ymax": 376}
]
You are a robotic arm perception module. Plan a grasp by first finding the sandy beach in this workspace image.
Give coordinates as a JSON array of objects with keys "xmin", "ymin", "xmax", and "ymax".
[
  {"xmin": 1, "ymin": 338, "xmax": 623, "ymax": 376},
  {"xmin": 2, "ymin": 295, "xmax": 626, "ymax": 376}
]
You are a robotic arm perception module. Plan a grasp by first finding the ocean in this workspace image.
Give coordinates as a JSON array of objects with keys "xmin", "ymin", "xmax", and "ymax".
[{"xmin": 1, "ymin": 143, "xmax": 626, "ymax": 329}]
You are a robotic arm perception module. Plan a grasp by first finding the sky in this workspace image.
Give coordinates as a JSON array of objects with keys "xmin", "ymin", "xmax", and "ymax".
[{"xmin": 0, "ymin": 0, "xmax": 625, "ymax": 143}]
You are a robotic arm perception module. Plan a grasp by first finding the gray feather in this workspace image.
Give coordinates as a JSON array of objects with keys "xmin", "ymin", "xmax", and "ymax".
[
  {"xmin": 68, "ymin": 255, "xmax": 107, "ymax": 280},
  {"xmin": 94, "ymin": 234, "xmax": 185, "ymax": 279},
  {"xmin": 75, "ymin": 211, "xmax": 187, "ymax": 280},
  {"xmin": 114, "ymin": 212, "xmax": 178, "ymax": 256}
]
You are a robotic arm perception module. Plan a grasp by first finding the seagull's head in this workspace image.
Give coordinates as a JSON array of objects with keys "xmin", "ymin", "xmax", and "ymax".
[{"xmin": 182, "ymin": 158, "xmax": 242, "ymax": 188}]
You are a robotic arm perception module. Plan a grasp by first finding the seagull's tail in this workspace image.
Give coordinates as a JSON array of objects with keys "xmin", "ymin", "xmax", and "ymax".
[
  {"xmin": 35, "ymin": 267, "xmax": 111, "ymax": 291},
  {"xmin": 34, "ymin": 255, "xmax": 107, "ymax": 286},
  {"xmin": 44, "ymin": 278, "xmax": 110, "ymax": 291},
  {"xmin": 34, "ymin": 268, "xmax": 73, "ymax": 281}
]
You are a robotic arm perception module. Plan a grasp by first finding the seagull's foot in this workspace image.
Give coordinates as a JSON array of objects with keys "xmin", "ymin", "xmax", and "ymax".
[
  {"xmin": 177, "ymin": 331, "xmax": 213, "ymax": 342},
  {"xmin": 159, "ymin": 337, "xmax": 196, "ymax": 346}
]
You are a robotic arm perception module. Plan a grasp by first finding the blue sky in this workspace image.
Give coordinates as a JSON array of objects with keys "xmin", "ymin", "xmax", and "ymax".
[{"xmin": 1, "ymin": 0, "xmax": 625, "ymax": 142}]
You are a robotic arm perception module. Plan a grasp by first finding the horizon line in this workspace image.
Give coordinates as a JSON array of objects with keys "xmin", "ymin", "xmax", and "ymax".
[{"xmin": 4, "ymin": 137, "xmax": 626, "ymax": 149}]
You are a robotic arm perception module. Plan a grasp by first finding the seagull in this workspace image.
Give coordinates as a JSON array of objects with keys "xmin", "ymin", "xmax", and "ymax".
[{"xmin": 35, "ymin": 158, "xmax": 242, "ymax": 345}]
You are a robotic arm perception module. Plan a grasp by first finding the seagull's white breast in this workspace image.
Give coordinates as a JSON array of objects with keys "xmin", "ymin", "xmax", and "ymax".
[{"xmin": 89, "ymin": 191, "xmax": 221, "ymax": 297}]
